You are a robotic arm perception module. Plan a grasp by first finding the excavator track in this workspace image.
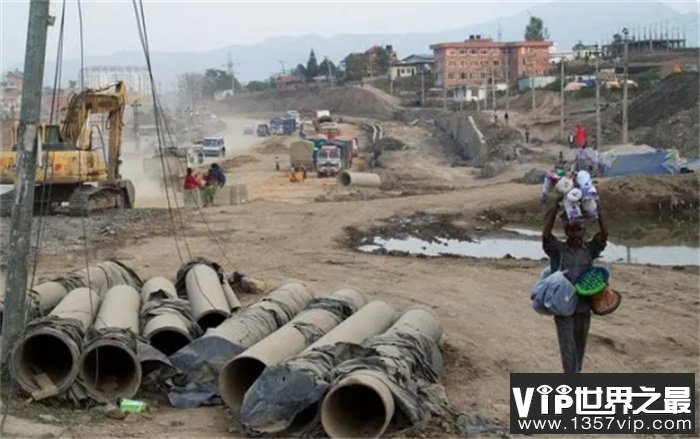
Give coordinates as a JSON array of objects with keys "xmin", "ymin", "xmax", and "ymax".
[{"xmin": 67, "ymin": 185, "xmax": 126, "ymax": 216}]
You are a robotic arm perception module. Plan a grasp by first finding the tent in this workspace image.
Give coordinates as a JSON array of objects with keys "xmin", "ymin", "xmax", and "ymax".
[{"xmin": 603, "ymin": 149, "xmax": 678, "ymax": 177}]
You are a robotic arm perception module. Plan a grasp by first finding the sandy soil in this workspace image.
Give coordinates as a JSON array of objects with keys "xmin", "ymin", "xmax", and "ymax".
[{"xmin": 2, "ymin": 113, "xmax": 698, "ymax": 438}]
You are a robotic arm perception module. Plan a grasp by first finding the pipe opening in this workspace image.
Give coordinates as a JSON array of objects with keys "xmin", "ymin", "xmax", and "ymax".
[
  {"xmin": 290, "ymin": 401, "xmax": 320, "ymax": 432},
  {"xmin": 338, "ymin": 172, "xmax": 352, "ymax": 186},
  {"xmin": 81, "ymin": 344, "xmax": 140, "ymax": 399},
  {"xmin": 149, "ymin": 330, "xmax": 191, "ymax": 356},
  {"xmin": 322, "ymin": 383, "xmax": 388, "ymax": 438},
  {"xmin": 197, "ymin": 311, "xmax": 228, "ymax": 330},
  {"xmin": 15, "ymin": 333, "xmax": 76, "ymax": 392},
  {"xmin": 220, "ymin": 357, "xmax": 266, "ymax": 408}
]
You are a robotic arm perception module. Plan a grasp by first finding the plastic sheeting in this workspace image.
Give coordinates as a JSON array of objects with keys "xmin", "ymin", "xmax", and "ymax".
[
  {"xmin": 602, "ymin": 149, "xmax": 678, "ymax": 177},
  {"xmin": 242, "ymin": 310, "xmax": 447, "ymax": 435},
  {"xmin": 531, "ymin": 269, "xmax": 578, "ymax": 316},
  {"xmin": 166, "ymin": 284, "xmax": 313, "ymax": 408}
]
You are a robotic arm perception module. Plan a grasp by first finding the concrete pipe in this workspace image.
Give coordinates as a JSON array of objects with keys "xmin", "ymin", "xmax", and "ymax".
[
  {"xmin": 79, "ymin": 285, "xmax": 142, "ymax": 401},
  {"xmin": 337, "ymin": 171, "xmax": 381, "ymax": 187},
  {"xmin": 31, "ymin": 281, "xmax": 69, "ymax": 315},
  {"xmin": 10, "ymin": 287, "xmax": 100, "ymax": 397},
  {"xmin": 186, "ymin": 264, "xmax": 230, "ymax": 329},
  {"xmin": 140, "ymin": 276, "xmax": 177, "ymax": 303},
  {"xmin": 219, "ymin": 288, "xmax": 366, "ymax": 410},
  {"xmin": 321, "ymin": 306, "xmax": 442, "ymax": 439},
  {"xmin": 143, "ymin": 312, "xmax": 193, "ymax": 356},
  {"xmin": 239, "ymin": 301, "xmax": 397, "ymax": 434},
  {"xmin": 222, "ymin": 281, "xmax": 242, "ymax": 312}
]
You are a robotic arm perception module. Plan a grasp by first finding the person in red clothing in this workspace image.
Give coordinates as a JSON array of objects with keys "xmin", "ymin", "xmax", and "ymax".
[
  {"xmin": 183, "ymin": 167, "xmax": 201, "ymax": 190},
  {"xmin": 575, "ymin": 123, "xmax": 587, "ymax": 149}
]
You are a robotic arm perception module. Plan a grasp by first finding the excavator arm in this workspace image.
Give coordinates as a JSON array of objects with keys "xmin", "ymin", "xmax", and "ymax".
[{"xmin": 60, "ymin": 81, "xmax": 127, "ymax": 183}]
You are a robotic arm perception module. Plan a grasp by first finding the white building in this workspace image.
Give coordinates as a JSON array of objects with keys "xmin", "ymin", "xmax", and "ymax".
[{"xmin": 79, "ymin": 66, "xmax": 151, "ymax": 100}]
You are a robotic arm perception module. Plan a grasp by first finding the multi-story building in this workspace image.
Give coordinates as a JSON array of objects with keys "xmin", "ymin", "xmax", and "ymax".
[
  {"xmin": 79, "ymin": 65, "xmax": 151, "ymax": 101},
  {"xmin": 1, "ymin": 70, "xmax": 23, "ymax": 118},
  {"xmin": 430, "ymin": 35, "xmax": 552, "ymax": 89}
]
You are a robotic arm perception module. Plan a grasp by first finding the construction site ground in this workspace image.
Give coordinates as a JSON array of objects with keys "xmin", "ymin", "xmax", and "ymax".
[{"xmin": 1, "ymin": 112, "xmax": 698, "ymax": 438}]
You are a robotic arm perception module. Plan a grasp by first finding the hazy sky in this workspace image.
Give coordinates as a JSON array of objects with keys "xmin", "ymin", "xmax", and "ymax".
[{"xmin": 1, "ymin": 0, "xmax": 697, "ymax": 70}]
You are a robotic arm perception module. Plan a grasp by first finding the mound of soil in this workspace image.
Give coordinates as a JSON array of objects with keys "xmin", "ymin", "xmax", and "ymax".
[
  {"xmin": 375, "ymin": 137, "xmax": 406, "ymax": 151},
  {"xmin": 220, "ymin": 155, "xmax": 259, "ymax": 169},
  {"xmin": 496, "ymin": 174, "xmax": 700, "ymax": 225},
  {"xmin": 256, "ymin": 139, "xmax": 288, "ymax": 155}
]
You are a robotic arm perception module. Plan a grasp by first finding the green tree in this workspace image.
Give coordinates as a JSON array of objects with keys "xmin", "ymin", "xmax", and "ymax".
[
  {"xmin": 201, "ymin": 68, "xmax": 241, "ymax": 98},
  {"xmin": 305, "ymin": 49, "xmax": 319, "ymax": 81},
  {"xmin": 343, "ymin": 53, "xmax": 368, "ymax": 81},
  {"xmin": 246, "ymin": 80, "xmax": 271, "ymax": 92},
  {"xmin": 318, "ymin": 58, "xmax": 338, "ymax": 79},
  {"xmin": 293, "ymin": 63, "xmax": 307, "ymax": 80},
  {"xmin": 524, "ymin": 16, "xmax": 547, "ymax": 41}
]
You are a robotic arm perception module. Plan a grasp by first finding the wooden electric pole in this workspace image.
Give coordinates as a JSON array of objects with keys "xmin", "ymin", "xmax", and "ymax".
[
  {"xmin": 420, "ymin": 66, "xmax": 426, "ymax": 106},
  {"xmin": 531, "ymin": 76, "xmax": 536, "ymax": 112},
  {"xmin": 505, "ymin": 47, "xmax": 510, "ymax": 114},
  {"xmin": 559, "ymin": 60, "xmax": 565, "ymax": 141},
  {"xmin": 622, "ymin": 28, "xmax": 630, "ymax": 144},
  {"xmin": 1, "ymin": 0, "xmax": 52, "ymax": 368},
  {"xmin": 131, "ymin": 100, "xmax": 141, "ymax": 152}
]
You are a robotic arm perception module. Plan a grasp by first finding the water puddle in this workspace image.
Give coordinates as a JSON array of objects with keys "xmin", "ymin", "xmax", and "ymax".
[{"xmin": 358, "ymin": 228, "xmax": 699, "ymax": 266}]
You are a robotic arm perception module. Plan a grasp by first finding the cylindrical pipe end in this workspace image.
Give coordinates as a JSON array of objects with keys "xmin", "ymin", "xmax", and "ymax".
[
  {"xmin": 10, "ymin": 327, "xmax": 80, "ymax": 395},
  {"xmin": 321, "ymin": 373, "xmax": 394, "ymax": 438},
  {"xmin": 147, "ymin": 327, "xmax": 192, "ymax": 356},
  {"xmin": 219, "ymin": 356, "xmax": 267, "ymax": 410},
  {"xmin": 196, "ymin": 309, "xmax": 229, "ymax": 330},
  {"xmin": 338, "ymin": 170, "xmax": 352, "ymax": 186},
  {"xmin": 79, "ymin": 339, "xmax": 142, "ymax": 400}
]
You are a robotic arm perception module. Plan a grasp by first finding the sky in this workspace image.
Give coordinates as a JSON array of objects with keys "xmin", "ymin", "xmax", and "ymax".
[{"xmin": 1, "ymin": 0, "xmax": 698, "ymax": 71}]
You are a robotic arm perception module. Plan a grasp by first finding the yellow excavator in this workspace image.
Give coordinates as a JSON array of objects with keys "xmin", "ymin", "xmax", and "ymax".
[{"xmin": 0, "ymin": 81, "xmax": 135, "ymax": 216}]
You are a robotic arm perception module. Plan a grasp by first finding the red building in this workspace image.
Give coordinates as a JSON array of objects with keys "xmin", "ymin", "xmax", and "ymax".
[
  {"xmin": 275, "ymin": 74, "xmax": 303, "ymax": 90},
  {"xmin": 430, "ymin": 35, "xmax": 552, "ymax": 89}
]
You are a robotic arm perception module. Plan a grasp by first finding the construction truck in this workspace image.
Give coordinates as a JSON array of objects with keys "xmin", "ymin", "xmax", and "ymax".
[
  {"xmin": 289, "ymin": 140, "xmax": 314, "ymax": 172},
  {"xmin": 316, "ymin": 144, "xmax": 342, "ymax": 177},
  {"xmin": 0, "ymin": 81, "xmax": 135, "ymax": 216}
]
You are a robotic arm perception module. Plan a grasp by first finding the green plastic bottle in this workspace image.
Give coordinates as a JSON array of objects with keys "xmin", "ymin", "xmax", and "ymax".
[{"xmin": 118, "ymin": 398, "xmax": 149, "ymax": 413}]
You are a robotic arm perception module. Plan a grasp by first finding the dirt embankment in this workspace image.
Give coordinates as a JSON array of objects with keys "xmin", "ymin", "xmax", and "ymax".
[{"xmin": 214, "ymin": 85, "xmax": 399, "ymax": 119}]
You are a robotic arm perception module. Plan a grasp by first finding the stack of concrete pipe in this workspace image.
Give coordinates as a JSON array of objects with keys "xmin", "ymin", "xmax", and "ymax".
[
  {"xmin": 167, "ymin": 281, "xmax": 315, "ymax": 408},
  {"xmin": 10, "ymin": 287, "xmax": 102, "ymax": 400},
  {"xmin": 79, "ymin": 285, "xmax": 143, "ymax": 402},
  {"xmin": 321, "ymin": 306, "xmax": 444, "ymax": 439},
  {"xmin": 218, "ymin": 288, "xmax": 367, "ymax": 410},
  {"xmin": 140, "ymin": 276, "xmax": 202, "ymax": 356},
  {"xmin": 240, "ymin": 300, "xmax": 397, "ymax": 434},
  {"xmin": 184, "ymin": 263, "xmax": 240, "ymax": 329},
  {"xmin": 0, "ymin": 260, "xmax": 141, "ymax": 331}
]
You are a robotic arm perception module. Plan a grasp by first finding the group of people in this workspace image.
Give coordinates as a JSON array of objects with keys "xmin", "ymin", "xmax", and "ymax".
[{"xmin": 183, "ymin": 163, "xmax": 226, "ymax": 207}]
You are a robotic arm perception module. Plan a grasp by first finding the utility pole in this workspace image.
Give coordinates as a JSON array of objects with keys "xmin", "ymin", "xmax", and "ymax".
[
  {"xmin": 443, "ymin": 86, "xmax": 447, "ymax": 109},
  {"xmin": 622, "ymin": 28, "xmax": 629, "ymax": 144},
  {"xmin": 490, "ymin": 62, "xmax": 496, "ymax": 112},
  {"xmin": 131, "ymin": 100, "xmax": 141, "ymax": 152},
  {"xmin": 595, "ymin": 45, "xmax": 602, "ymax": 149},
  {"xmin": 505, "ymin": 47, "xmax": 510, "ymax": 115},
  {"xmin": 1, "ymin": 0, "xmax": 51, "ymax": 368},
  {"xmin": 531, "ymin": 76, "xmax": 536, "ymax": 112},
  {"xmin": 559, "ymin": 59, "xmax": 565, "ymax": 141},
  {"xmin": 278, "ymin": 60, "xmax": 285, "ymax": 75},
  {"xmin": 420, "ymin": 66, "xmax": 425, "ymax": 107},
  {"xmin": 324, "ymin": 56, "xmax": 334, "ymax": 86},
  {"xmin": 227, "ymin": 51, "xmax": 236, "ymax": 97}
]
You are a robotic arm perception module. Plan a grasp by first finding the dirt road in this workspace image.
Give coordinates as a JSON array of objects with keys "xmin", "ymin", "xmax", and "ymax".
[{"xmin": 2, "ymin": 114, "xmax": 698, "ymax": 438}]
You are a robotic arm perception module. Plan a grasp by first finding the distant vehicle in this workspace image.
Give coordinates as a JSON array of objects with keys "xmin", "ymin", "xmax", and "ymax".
[
  {"xmin": 270, "ymin": 116, "xmax": 285, "ymax": 135},
  {"xmin": 289, "ymin": 140, "xmax": 314, "ymax": 172},
  {"xmin": 257, "ymin": 124, "xmax": 270, "ymax": 137},
  {"xmin": 202, "ymin": 137, "xmax": 226, "ymax": 157},
  {"xmin": 243, "ymin": 126, "xmax": 255, "ymax": 135},
  {"xmin": 286, "ymin": 110, "xmax": 301, "ymax": 126}
]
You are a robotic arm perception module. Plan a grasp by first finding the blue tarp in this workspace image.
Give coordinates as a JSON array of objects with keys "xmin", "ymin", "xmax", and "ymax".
[
  {"xmin": 680, "ymin": 158, "xmax": 700, "ymax": 173},
  {"xmin": 604, "ymin": 150, "xmax": 677, "ymax": 177}
]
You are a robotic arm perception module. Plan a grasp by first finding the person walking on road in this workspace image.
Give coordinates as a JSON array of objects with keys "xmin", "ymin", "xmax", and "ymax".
[{"xmin": 541, "ymin": 201, "xmax": 608, "ymax": 373}]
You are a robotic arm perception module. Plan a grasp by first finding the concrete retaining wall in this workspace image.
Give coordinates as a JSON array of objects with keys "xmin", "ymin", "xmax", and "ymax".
[{"xmin": 435, "ymin": 112, "xmax": 486, "ymax": 164}]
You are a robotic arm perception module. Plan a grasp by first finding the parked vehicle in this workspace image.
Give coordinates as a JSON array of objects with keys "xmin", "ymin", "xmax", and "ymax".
[
  {"xmin": 281, "ymin": 116, "xmax": 296, "ymax": 135},
  {"xmin": 289, "ymin": 140, "xmax": 314, "ymax": 172},
  {"xmin": 285, "ymin": 110, "xmax": 301, "ymax": 126},
  {"xmin": 202, "ymin": 136, "xmax": 226, "ymax": 157},
  {"xmin": 257, "ymin": 124, "xmax": 270, "ymax": 137},
  {"xmin": 316, "ymin": 145, "xmax": 342, "ymax": 177},
  {"xmin": 270, "ymin": 116, "xmax": 285, "ymax": 135}
]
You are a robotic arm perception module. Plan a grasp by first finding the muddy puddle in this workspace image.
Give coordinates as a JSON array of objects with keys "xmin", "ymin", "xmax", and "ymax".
[{"xmin": 350, "ymin": 214, "xmax": 699, "ymax": 266}]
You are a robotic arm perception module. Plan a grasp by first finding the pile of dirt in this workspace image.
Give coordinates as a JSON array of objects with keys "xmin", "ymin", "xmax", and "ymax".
[
  {"xmin": 514, "ymin": 168, "xmax": 548, "ymax": 185},
  {"xmin": 256, "ymin": 139, "xmax": 288, "ymax": 155},
  {"xmin": 375, "ymin": 137, "xmax": 407, "ymax": 151},
  {"xmin": 474, "ymin": 115, "xmax": 525, "ymax": 161},
  {"xmin": 496, "ymin": 174, "xmax": 700, "ymax": 226},
  {"xmin": 0, "ymin": 209, "xmax": 175, "ymax": 267},
  {"xmin": 220, "ymin": 155, "xmax": 259, "ymax": 169},
  {"xmin": 606, "ymin": 72, "xmax": 699, "ymax": 157}
]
